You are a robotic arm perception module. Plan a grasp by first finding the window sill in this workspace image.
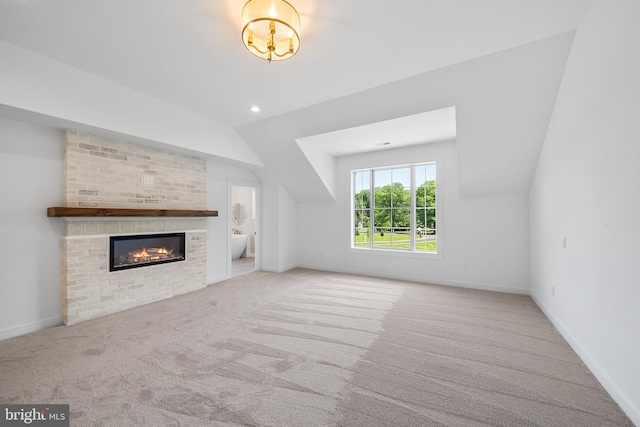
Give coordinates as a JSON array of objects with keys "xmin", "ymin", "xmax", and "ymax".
[{"xmin": 348, "ymin": 246, "xmax": 443, "ymax": 260}]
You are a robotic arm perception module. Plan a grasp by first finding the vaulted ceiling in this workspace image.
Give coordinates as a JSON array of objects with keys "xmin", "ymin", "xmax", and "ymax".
[{"xmin": 0, "ymin": 0, "xmax": 593, "ymax": 200}]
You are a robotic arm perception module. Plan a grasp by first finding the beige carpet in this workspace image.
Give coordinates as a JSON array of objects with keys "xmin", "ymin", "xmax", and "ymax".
[{"xmin": 0, "ymin": 269, "xmax": 633, "ymax": 426}]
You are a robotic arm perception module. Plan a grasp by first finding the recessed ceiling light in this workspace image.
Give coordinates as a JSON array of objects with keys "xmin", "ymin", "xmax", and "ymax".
[{"xmin": 250, "ymin": 106, "xmax": 260, "ymax": 112}]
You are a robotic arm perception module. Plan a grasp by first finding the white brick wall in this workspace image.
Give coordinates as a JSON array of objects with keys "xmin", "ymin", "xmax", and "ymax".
[
  {"xmin": 64, "ymin": 130, "xmax": 206, "ymax": 210},
  {"xmin": 62, "ymin": 230, "xmax": 206, "ymax": 325},
  {"xmin": 61, "ymin": 131, "xmax": 209, "ymax": 325}
]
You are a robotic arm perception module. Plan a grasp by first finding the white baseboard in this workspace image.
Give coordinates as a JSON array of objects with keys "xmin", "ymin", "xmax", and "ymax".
[
  {"xmin": 530, "ymin": 290, "xmax": 640, "ymax": 426},
  {"xmin": 297, "ymin": 263, "xmax": 529, "ymax": 295},
  {"xmin": 262, "ymin": 263, "xmax": 298, "ymax": 274},
  {"xmin": 0, "ymin": 316, "xmax": 63, "ymax": 342}
]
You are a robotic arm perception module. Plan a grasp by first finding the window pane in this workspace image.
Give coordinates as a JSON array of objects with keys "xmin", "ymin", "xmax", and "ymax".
[
  {"xmin": 374, "ymin": 168, "xmax": 391, "ymax": 210},
  {"xmin": 354, "ymin": 170, "xmax": 370, "ymax": 192},
  {"xmin": 374, "ymin": 185, "xmax": 391, "ymax": 208},
  {"xmin": 355, "ymin": 208, "xmax": 369, "ymax": 228},
  {"xmin": 373, "ymin": 226, "xmax": 391, "ymax": 248},
  {"xmin": 392, "ymin": 182, "xmax": 411, "ymax": 208},
  {"xmin": 373, "ymin": 208, "xmax": 391, "ymax": 229},
  {"xmin": 374, "ymin": 169, "xmax": 392, "ymax": 187},
  {"xmin": 354, "ymin": 189, "xmax": 370, "ymax": 210},
  {"xmin": 425, "ymin": 163, "xmax": 436, "ymax": 182},
  {"xmin": 415, "ymin": 165, "xmax": 427, "ymax": 188},
  {"xmin": 390, "ymin": 227, "xmax": 411, "ymax": 249},
  {"xmin": 415, "ymin": 208, "xmax": 427, "ymax": 229},
  {"xmin": 392, "ymin": 208, "xmax": 410, "ymax": 228},
  {"xmin": 426, "ymin": 208, "xmax": 436, "ymax": 230},
  {"xmin": 417, "ymin": 231, "xmax": 437, "ymax": 252},
  {"xmin": 416, "ymin": 163, "xmax": 436, "ymax": 183},
  {"xmin": 392, "ymin": 168, "xmax": 411, "ymax": 190},
  {"xmin": 416, "ymin": 164, "xmax": 436, "ymax": 209},
  {"xmin": 391, "ymin": 168, "xmax": 410, "ymax": 208},
  {"xmin": 416, "ymin": 209, "xmax": 436, "ymax": 231},
  {"xmin": 354, "ymin": 215, "xmax": 370, "ymax": 248},
  {"xmin": 416, "ymin": 205, "xmax": 436, "ymax": 253},
  {"xmin": 354, "ymin": 171, "xmax": 370, "ymax": 214}
]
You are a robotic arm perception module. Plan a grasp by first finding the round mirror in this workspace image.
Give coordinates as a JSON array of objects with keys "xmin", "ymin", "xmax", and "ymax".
[{"xmin": 232, "ymin": 203, "xmax": 247, "ymax": 225}]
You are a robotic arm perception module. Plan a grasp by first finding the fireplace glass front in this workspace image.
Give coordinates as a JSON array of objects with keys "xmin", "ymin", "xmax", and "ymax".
[{"xmin": 110, "ymin": 233, "xmax": 186, "ymax": 272}]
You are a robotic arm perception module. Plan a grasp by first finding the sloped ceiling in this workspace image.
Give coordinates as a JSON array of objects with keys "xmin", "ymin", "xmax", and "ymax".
[
  {"xmin": 237, "ymin": 32, "xmax": 577, "ymax": 201},
  {"xmin": 0, "ymin": 0, "xmax": 592, "ymax": 200}
]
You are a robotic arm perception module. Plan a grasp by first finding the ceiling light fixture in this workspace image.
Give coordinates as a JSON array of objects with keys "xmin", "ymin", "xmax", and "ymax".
[
  {"xmin": 241, "ymin": 0, "xmax": 300, "ymax": 63},
  {"xmin": 250, "ymin": 106, "xmax": 260, "ymax": 112}
]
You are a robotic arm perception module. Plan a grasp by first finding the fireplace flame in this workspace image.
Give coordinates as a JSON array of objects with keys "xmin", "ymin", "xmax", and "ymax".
[{"xmin": 129, "ymin": 247, "xmax": 173, "ymax": 263}]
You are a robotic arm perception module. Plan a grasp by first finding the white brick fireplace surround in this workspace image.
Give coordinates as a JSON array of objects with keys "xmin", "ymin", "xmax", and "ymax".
[{"xmin": 61, "ymin": 131, "xmax": 208, "ymax": 325}]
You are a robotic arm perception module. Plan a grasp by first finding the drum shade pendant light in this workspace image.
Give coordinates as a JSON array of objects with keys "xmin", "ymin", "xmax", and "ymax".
[{"xmin": 241, "ymin": 0, "xmax": 300, "ymax": 62}]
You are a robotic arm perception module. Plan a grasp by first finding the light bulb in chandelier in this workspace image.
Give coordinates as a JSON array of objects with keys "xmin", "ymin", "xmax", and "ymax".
[{"xmin": 241, "ymin": 0, "xmax": 300, "ymax": 62}]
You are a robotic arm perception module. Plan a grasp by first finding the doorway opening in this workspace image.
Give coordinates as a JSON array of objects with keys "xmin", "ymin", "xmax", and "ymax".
[{"xmin": 230, "ymin": 184, "xmax": 258, "ymax": 276}]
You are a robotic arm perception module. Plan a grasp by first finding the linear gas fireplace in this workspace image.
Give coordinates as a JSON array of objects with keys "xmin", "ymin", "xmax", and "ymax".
[{"xmin": 110, "ymin": 232, "xmax": 186, "ymax": 272}]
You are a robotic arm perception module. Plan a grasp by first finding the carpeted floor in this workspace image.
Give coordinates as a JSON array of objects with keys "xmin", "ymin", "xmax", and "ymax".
[{"xmin": 0, "ymin": 269, "xmax": 633, "ymax": 426}]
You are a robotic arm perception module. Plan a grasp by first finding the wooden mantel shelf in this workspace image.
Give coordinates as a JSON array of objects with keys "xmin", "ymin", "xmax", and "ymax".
[{"xmin": 47, "ymin": 207, "xmax": 218, "ymax": 218}]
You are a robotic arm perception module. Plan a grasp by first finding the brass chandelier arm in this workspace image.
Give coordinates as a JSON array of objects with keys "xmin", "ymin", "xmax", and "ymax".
[
  {"xmin": 248, "ymin": 43, "xmax": 292, "ymax": 58},
  {"xmin": 247, "ymin": 43, "xmax": 270, "ymax": 55},
  {"xmin": 273, "ymin": 49, "xmax": 294, "ymax": 58}
]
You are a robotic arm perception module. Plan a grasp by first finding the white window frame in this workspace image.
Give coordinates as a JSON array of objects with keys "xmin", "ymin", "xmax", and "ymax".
[{"xmin": 349, "ymin": 160, "xmax": 443, "ymax": 260}]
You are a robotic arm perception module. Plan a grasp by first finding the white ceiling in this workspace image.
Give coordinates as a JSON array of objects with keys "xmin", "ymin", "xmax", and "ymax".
[
  {"xmin": 0, "ymin": 0, "xmax": 593, "ymax": 200},
  {"xmin": 296, "ymin": 107, "xmax": 457, "ymax": 157}
]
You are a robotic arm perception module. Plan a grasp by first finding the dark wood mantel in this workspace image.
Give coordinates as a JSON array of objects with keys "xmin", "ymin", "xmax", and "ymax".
[{"xmin": 47, "ymin": 207, "xmax": 218, "ymax": 218}]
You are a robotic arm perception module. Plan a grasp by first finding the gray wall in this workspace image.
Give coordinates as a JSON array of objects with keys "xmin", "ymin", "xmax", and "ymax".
[
  {"xmin": 529, "ymin": 0, "xmax": 640, "ymax": 423},
  {"xmin": 0, "ymin": 117, "xmax": 64, "ymax": 339}
]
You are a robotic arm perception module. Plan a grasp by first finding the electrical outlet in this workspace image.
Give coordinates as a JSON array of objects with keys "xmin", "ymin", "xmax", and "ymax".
[
  {"xmin": 562, "ymin": 236, "xmax": 567, "ymax": 248},
  {"xmin": 143, "ymin": 175, "xmax": 154, "ymax": 185},
  {"xmin": 463, "ymin": 263, "xmax": 469, "ymax": 271}
]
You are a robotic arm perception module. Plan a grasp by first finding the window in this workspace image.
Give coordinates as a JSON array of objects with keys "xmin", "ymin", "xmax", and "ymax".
[{"xmin": 352, "ymin": 162, "xmax": 438, "ymax": 254}]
